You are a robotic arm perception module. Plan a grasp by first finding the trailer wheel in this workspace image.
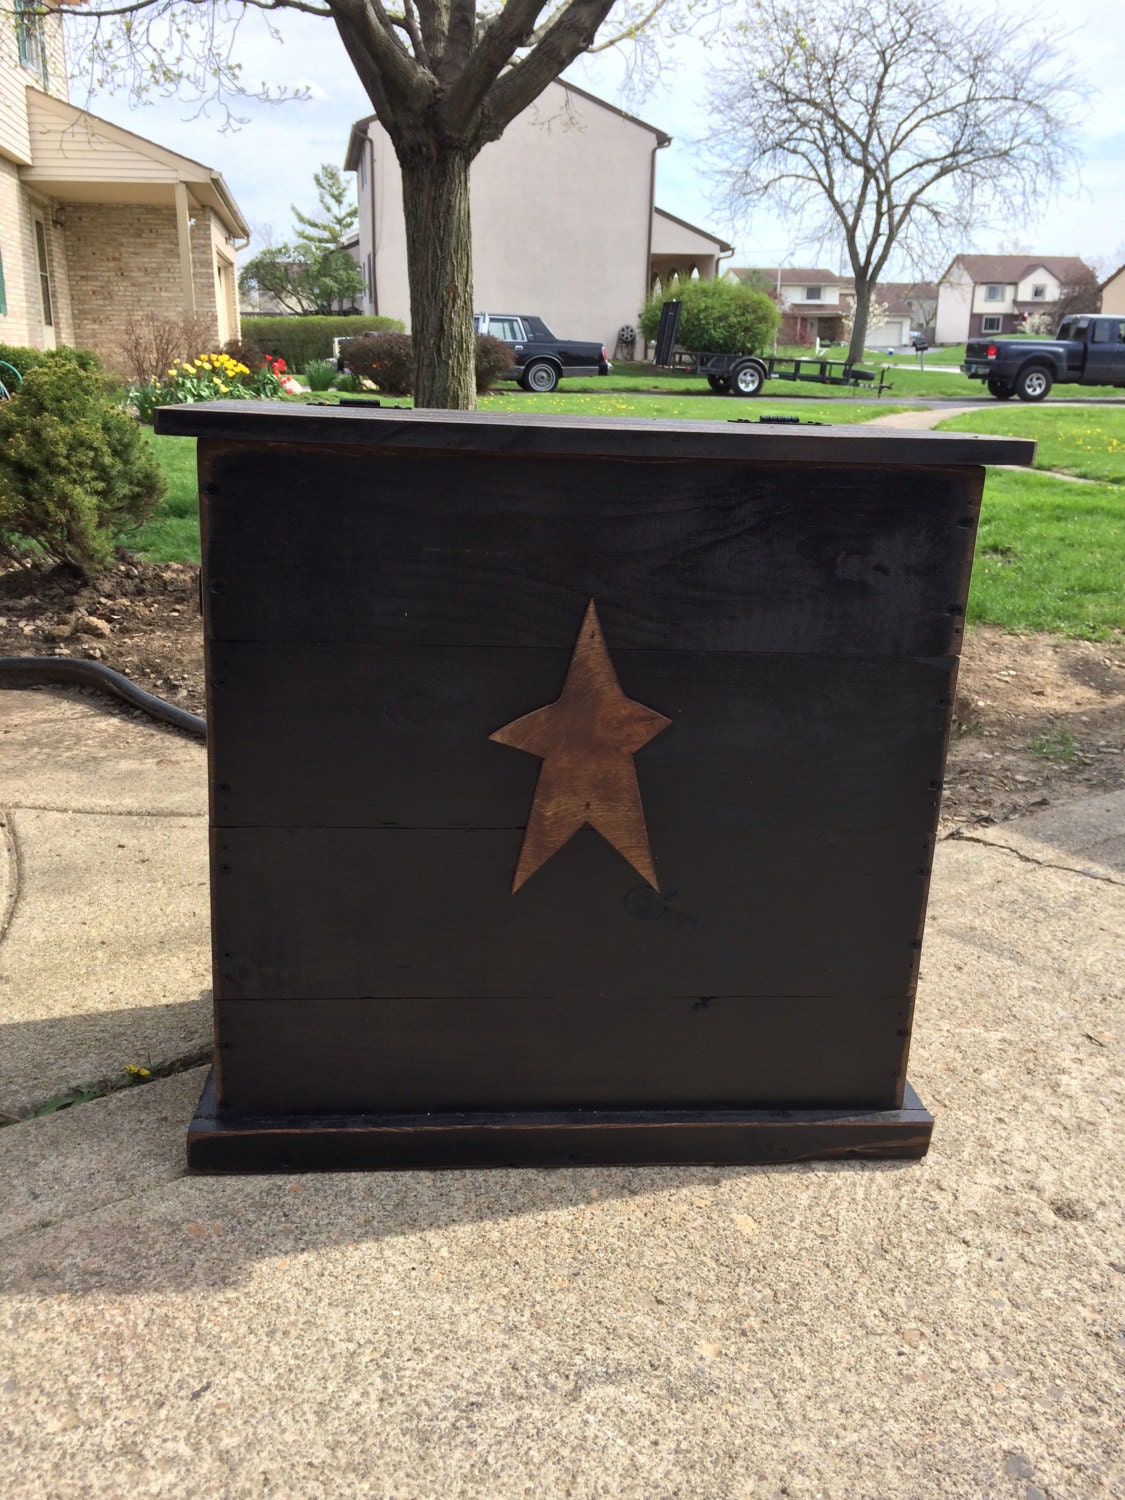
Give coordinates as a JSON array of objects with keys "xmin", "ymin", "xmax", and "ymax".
[
  {"xmin": 987, "ymin": 379, "xmax": 1014, "ymax": 400},
  {"xmin": 729, "ymin": 360, "xmax": 765, "ymax": 397},
  {"xmin": 707, "ymin": 374, "xmax": 730, "ymax": 393},
  {"xmin": 1015, "ymin": 364, "xmax": 1052, "ymax": 402}
]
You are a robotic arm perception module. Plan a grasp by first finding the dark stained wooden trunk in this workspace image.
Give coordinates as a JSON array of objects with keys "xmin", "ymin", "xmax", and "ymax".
[{"xmin": 153, "ymin": 403, "xmax": 1034, "ymax": 1172}]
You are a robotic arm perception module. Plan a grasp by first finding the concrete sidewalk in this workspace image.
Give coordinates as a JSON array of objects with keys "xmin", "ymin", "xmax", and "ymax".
[{"xmin": 0, "ymin": 686, "xmax": 1121, "ymax": 1500}]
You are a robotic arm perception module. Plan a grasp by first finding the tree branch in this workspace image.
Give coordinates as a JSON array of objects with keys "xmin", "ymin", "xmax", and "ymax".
[
  {"xmin": 438, "ymin": 0, "xmax": 549, "ymax": 138},
  {"xmin": 480, "ymin": 0, "xmax": 622, "ymax": 137}
]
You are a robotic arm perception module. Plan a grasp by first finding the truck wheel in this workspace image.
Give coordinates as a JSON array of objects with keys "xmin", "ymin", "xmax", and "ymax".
[
  {"xmin": 729, "ymin": 361, "xmax": 765, "ymax": 397},
  {"xmin": 707, "ymin": 374, "xmax": 730, "ymax": 393},
  {"xmin": 521, "ymin": 360, "xmax": 560, "ymax": 393},
  {"xmin": 1015, "ymin": 364, "xmax": 1052, "ymax": 402},
  {"xmin": 987, "ymin": 379, "xmax": 1014, "ymax": 400}
]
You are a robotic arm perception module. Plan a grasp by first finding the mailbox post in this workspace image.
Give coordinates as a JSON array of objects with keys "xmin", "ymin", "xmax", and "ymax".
[{"xmin": 154, "ymin": 403, "xmax": 1033, "ymax": 1171}]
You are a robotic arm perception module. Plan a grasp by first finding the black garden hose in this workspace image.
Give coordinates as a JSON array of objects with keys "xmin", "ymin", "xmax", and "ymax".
[{"xmin": 0, "ymin": 657, "xmax": 206, "ymax": 739}]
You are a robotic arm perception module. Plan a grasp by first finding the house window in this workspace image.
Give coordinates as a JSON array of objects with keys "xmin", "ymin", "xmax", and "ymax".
[
  {"xmin": 15, "ymin": 0, "xmax": 49, "ymax": 88},
  {"xmin": 1031, "ymin": 284, "xmax": 1047, "ymax": 299},
  {"xmin": 0, "ymin": 237, "xmax": 7, "ymax": 316},
  {"xmin": 805, "ymin": 286, "xmax": 822, "ymax": 300},
  {"xmin": 358, "ymin": 154, "xmax": 366, "ymax": 190},
  {"xmin": 984, "ymin": 284, "xmax": 1005, "ymax": 301},
  {"xmin": 34, "ymin": 220, "xmax": 53, "ymax": 326},
  {"xmin": 981, "ymin": 315, "xmax": 1002, "ymax": 333}
]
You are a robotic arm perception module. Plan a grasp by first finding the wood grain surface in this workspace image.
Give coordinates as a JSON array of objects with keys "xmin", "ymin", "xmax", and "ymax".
[
  {"xmin": 199, "ymin": 443, "xmax": 982, "ymax": 657},
  {"xmin": 159, "ymin": 398, "xmax": 1033, "ymax": 467},
  {"xmin": 210, "ymin": 825, "xmax": 931, "ymax": 1001},
  {"xmin": 187, "ymin": 1073, "xmax": 934, "ymax": 1172},
  {"xmin": 208, "ymin": 645, "xmax": 956, "ymax": 833},
  {"xmin": 213, "ymin": 994, "xmax": 914, "ymax": 1113}
]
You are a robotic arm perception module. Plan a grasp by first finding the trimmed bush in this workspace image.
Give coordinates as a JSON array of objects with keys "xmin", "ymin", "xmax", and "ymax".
[
  {"xmin": 638, "ymin": 278, "xmax": 780, "ymax": 355},
  {"xmin": 339, "ymin": 332, "xmax": 414, "ymax": 396},
  {"xmin": 0, "ymin": 362, "xmax": 164, "ymax": 577},
  {"xmin": 241, "ymin": 315, "xmax": 404, "ymax": 371},
  {"xmin": 475, "ymin": 333, "xmax": 512, "ymax": 393}
]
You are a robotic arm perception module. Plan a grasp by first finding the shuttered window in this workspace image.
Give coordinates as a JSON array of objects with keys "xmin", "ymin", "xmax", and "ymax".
[{"xmin": 15, "ymin": 0, "xmax": 49, "ymax": 88}]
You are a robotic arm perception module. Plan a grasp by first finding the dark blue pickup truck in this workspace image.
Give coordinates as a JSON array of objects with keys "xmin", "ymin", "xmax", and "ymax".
[{"xmin": 963, "ymin": 314, "xmax": 1125, "ymax": 400}]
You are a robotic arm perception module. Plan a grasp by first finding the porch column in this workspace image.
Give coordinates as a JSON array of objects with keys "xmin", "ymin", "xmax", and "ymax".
[{"xmin": 174, "ymin": 181, "xmax": 196, "ymax": 317}]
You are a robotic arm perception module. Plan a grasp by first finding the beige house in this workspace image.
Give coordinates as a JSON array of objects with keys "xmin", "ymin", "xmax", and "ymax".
[
  {"xmin": 934, "ymin": 255, "xmax": 1095, "ymax": 345},
  {"xmin": 1, "ymin": 6, "xmax": 247, "ymax": 373},
  {"xmin": 1100, "ymin": 263, "xmax": 1125, "ymax": 316},
  {"xmin": 650, "ymin": 207, "xmax": 732, "ymax": 289},
  {"xmin": 345, "ymin": 80, "xmax": 732, "ymax": 354}
]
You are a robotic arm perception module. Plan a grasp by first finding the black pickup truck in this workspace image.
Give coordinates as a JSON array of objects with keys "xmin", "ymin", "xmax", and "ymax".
[
  {"xmin": 963, "ymin": 314, "xmax": 1125, "ymax": 400},
  {"xmin": 473, "ymin": 312, "xmax": 610, "ymax": 392}
]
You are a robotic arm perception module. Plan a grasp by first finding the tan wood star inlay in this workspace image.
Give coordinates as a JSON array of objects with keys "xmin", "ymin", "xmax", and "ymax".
[{"xmin": 490, "ymin": 600, "xmax": 671, "ymax": 893}]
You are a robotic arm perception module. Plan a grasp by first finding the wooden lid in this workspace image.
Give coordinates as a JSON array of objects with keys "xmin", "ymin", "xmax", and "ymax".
[{"xmin": 154, "ymin": 400, "xmax": 1036, "ymax": 466}]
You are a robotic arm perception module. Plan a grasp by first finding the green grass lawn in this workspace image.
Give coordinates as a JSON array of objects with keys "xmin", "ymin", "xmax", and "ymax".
[
  {"xmin": 968, "ymin": 468, "xmax": 1124, "ymax": 639},
  {"xmin": 478, "ymin": 391, "xmax": 921, "ymax": 422},
  {"xmin": 122, "ymin": 431, "xmax": 201, "ymax": 563},
  {"xmin": 936, "ymin": 406, "xmax": 1125, "ymax": 484}
]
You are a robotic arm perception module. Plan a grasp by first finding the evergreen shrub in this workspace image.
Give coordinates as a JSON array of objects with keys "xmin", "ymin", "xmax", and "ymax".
[
  {"xmin": 0, "ymin": 362, "xmax": 164, "ymax": 577},
  {"xmin": 0, "ymin": 344, "xmax": 100, "ymax": 379}
]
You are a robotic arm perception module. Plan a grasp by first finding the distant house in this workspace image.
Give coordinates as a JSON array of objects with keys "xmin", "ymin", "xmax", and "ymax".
[
  {"xmin": 1101, "ymin": 263, "xmax": 1125, "ymax": 316},
  {"xmin": 727, "ymin": 267, "xmax": 851, "ymax": 344},
  {"xmin": 871, "ymin": 282, "xmax": 938, "ymax": 344},
  {"xmin": 1, "ymin": 8, "xmax": 247, "ymax": 372},
  {"xmin": 934, "ymin": 255, "xmax": 1096, "ymax": 345},
  {"xmin": 724, "ymin": 268, "xmax": 933, "ymax": 347},
  {"xmin": 345, "ymin": 80, "xmax": 732, "ymax": 355}
]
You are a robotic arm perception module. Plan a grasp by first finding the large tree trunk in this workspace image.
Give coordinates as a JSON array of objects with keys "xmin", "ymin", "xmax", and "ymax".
[
  {"xmin": 400, "ymin": 146, "xmax": 477, "ymax": 409},
  {"xmin": 847, "ymin": 279, "xmax": 872, "ymax": 365}
]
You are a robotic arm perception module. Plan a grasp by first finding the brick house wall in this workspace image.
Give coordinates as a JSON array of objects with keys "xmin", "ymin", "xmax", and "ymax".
[{"xmin": 62, "ymin": 202, "xmax": 186, "ymax": 373}]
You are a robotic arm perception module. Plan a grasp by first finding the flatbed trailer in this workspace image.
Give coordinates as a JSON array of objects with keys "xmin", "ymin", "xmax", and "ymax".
[
  {"xmin": 685, "ymin": 350, "xmax": 893, "ymax": 396},
  {"xmin": 652, "ymin": 301, "xmax": 894, "ymax": 397}
]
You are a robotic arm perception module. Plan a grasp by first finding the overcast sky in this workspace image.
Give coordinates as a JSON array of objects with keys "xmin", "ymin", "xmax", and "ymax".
[{"xmin": 82, "ymin": 0, "xmax": 1124, "ymax": 279}]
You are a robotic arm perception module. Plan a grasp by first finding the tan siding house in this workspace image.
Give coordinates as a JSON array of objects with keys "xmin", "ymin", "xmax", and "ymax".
[
  {"xmin": 935, "ymin": 255, "xmax": 1096, "ymax": 345},
  {"xmin": 0, "ymin": 9, "xmax": 247, "ymax": 372},
  {"xmin": 1101, "ymin": 264, "xmax": 1125, "ymax": 316},
  {"xmin": 346, "ymin": 81, "xmax": 731, "ymax": 356}
]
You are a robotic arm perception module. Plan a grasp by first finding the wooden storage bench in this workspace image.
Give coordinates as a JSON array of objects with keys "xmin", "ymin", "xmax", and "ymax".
[{"xmin": 152, "ymin": 403, "xmax": 1033, "ymax": 1170}]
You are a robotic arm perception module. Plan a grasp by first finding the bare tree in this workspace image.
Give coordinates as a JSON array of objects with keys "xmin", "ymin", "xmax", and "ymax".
[
  {"xmin": 1053, "ymin": 265, "xmax": 1102, "ymax": 323},
  {"xmin": 705, "ymin": 0, "xmax": 1085, "ymax": 362},
  {"xmin": 54, "ymin": 0, "xmax": 715, "ymax": 408}
]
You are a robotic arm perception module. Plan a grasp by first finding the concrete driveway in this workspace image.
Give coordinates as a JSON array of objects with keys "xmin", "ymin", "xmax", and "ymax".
[{"xmin": 1, "ymin": 686, "xmax": 1121, "ymax": 1499}]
